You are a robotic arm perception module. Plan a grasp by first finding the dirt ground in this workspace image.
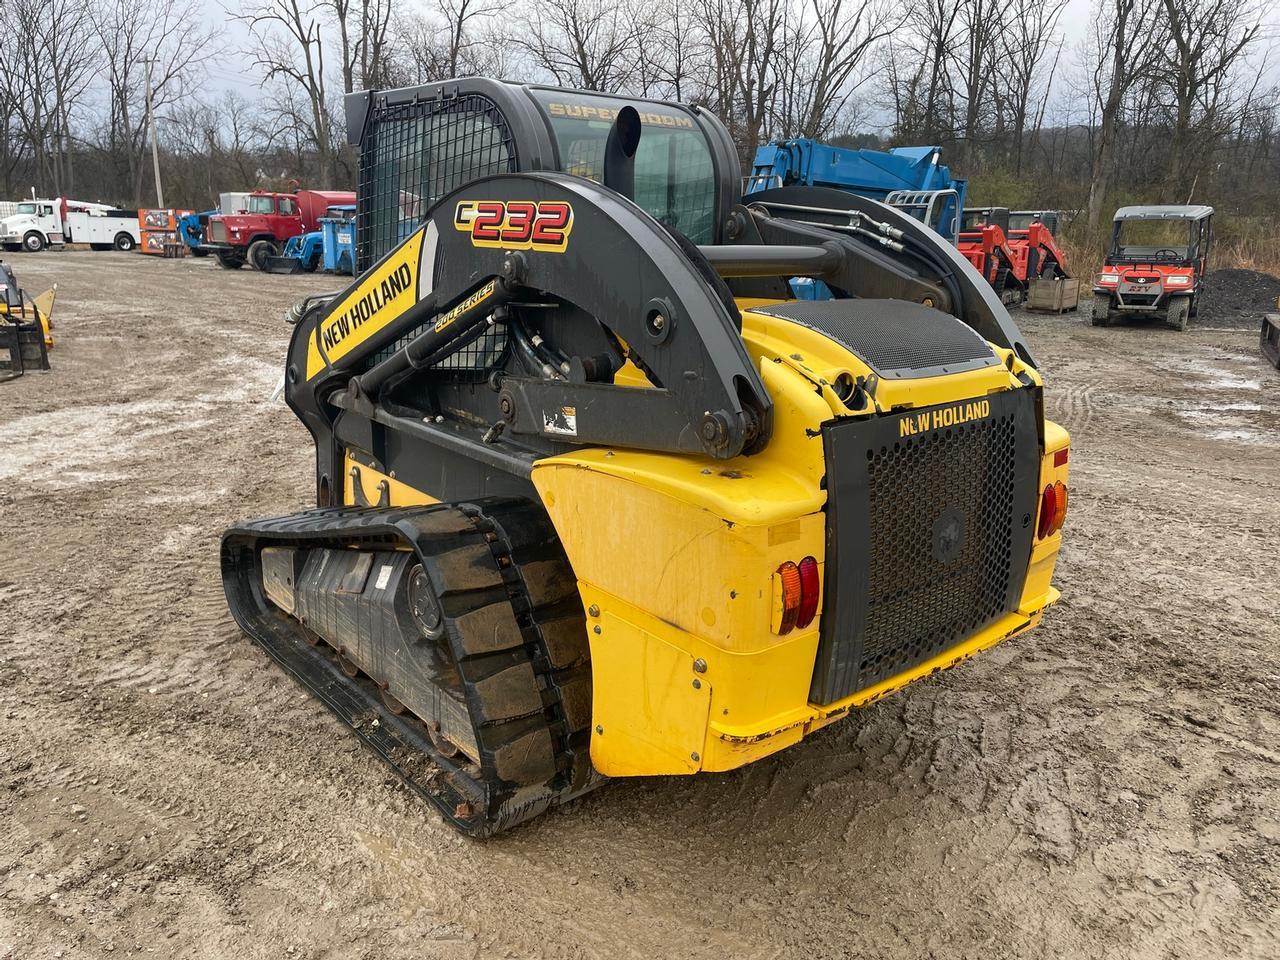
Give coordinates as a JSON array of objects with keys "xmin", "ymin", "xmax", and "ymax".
[{"xmin": 1, "ymin": 252, "xmax": 1276, "ymax": 960}]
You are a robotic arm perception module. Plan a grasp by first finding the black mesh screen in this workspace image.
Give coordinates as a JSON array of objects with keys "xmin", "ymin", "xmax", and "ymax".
[
  {"xmin": 366, "ymin": 322, "xmax": 508, "ymax": 380},
  {"xmin": 858, "ymin": 415, "xmax": 1017, "ymax": 686},
  {"xmin": 357, "ymin": 94, "xmax": 516, "ymax": 273},
  {"xmin": 811, "ymin": 389, "xmax": 1039, "ymax": 705}
]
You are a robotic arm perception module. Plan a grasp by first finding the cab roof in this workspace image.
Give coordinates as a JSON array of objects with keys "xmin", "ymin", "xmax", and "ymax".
[{"xmin": 1113, "ymin": 204, "xmax": 1213, "ymax": 222}]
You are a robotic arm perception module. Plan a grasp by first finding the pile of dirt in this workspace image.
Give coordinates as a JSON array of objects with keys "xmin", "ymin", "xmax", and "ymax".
[{"xmin": 1197, "ymin": 268, "xmax": 1280, "ymax": 327}]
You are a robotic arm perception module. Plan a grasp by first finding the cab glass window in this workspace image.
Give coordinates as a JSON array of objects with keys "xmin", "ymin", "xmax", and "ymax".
[
  {"xmin": 17, "ymin": 202, "xmax": 36, "ymax": 215},
  {"xmin": 248, "ymin": 195, "xmax": 275, "ymax": 214},
  {"xmin": 1114, "ymin": 219, "xmax": 1193, "ymax": 259},
  {"xmin": 278, "ymin": 197, "xmax": 298, "ymax": 215},
  {"xmin": 531, "ymin": 91, "xmax": 717, "ymax": 243},
  {"xmin": 358, "ymin": 96, "xmax": 516, "ymax": 270}
]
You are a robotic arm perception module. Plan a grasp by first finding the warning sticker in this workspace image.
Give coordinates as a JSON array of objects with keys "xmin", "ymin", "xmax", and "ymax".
[
  {"xmin": 542, "ymin": 405, "xmax": 578, "ymax": 436},
  {"xmin": 374, "ymin": 564, "xmax": 394, "ymax": 591}
]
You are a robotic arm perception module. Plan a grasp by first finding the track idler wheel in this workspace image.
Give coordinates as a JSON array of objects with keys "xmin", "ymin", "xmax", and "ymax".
[
  {"xmin": 428, "ymin": 721, "xmax": 462, "ymax": 759},
  {"xmin": 407, "ymin": 564, "xmax": 446, "ymax": 640}
]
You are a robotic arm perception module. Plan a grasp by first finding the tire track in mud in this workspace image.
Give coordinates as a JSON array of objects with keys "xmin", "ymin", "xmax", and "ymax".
[{"xmin": 1048, "ymin": 381, "xmax": 1098, "ymax": 431}]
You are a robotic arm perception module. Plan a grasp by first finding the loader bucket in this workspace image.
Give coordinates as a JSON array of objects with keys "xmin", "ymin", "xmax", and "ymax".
[
  {"xmin": 263, "ymin": 256, "xmax": 305, "ymax": 275},
  {"xmin": 1262, "ymin": 314, "xmax": 1280, "ymax": 370},
  {"xmin": 0, "ymin": 316, "xmax": 51, "ymax": 380}
]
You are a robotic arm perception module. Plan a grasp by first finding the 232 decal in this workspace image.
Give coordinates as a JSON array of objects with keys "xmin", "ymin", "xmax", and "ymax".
[{"xmin": 454, "ymin": 200, "xmax": 574, "ymax": 253}]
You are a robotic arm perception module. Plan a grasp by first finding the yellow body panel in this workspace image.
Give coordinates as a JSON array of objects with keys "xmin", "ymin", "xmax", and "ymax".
[
  {"xmin": 305, "ymin": 231, "xmax": 426, "ymax": 380},
  {"xmin": 532, "ymin": 304, "xmax": 1067, "ymax": 777},
  {"xmin": 353, "ymin": 299, "xmax": 1067, "ymax": 778},
  {"xmin": 342, "ymin": 450, "xmax": 440, "ymax": 507}
]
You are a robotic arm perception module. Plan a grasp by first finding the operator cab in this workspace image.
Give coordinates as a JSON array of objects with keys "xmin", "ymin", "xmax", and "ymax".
[
  {"xmin": 962, "ymin": 207, "xmax": 1011, "ymax": 233},
  {"xmin": 1106, "ymin": 205, "xmax": 1212, "ymax": 269},
  {"xmin": 1009, "ymin": 210, "xmax": 1062, "ymax": 235}
]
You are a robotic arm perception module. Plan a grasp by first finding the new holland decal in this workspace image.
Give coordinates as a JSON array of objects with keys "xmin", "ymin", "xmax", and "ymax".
[
  {"xmin": 454, "ymin": 200, "xmax": 573, "ymax": 253},
  {"xmin": 899, "ymin": 399, "xmax": 991, "ymax": 438},
  {"xmin": 306, "ymin": 230, "xmax": 424, "ymax": 379}
]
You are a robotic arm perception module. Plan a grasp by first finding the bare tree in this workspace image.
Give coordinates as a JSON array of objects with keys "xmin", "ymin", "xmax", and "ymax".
[
  {"xmin": 240, "ymin": 0, "xmax": 338, "ymax": 183},
  {"xmin": 950, "ymin": 0, "xmax": 1006, "ymax": 164},
  {"xmin": 2, "ymin": 0, "xmax": 53, "ymax": 195},
  {"xmin": 321, "ymin": 0, "xmax": 397, "ymax": 93},
  {"xmin": 517, "ymin": 0, "xmax": 649, "ymax": 91},
  {"xmin": 883, "ymin": 0, "xmax": 962, "ymax": 144},
  {"xmin": 1085, "ymin": 0, "xmax": 1163, "ymax": 229},
  {"xmin": 392, "ymin": 0, "xmax": 506, "ymax": 83},
  {"xmin": 1158, "ymin": 0, "xmax": 1264, "ymax": 194},
  {"xmin": 996, "ymin": 0, "xmax": 1066, "ymax": 174},
  {"xmin": 769, "ymin": 0, "xmax": 899, "ymax": 139},
  {"xmin": 32, "ymin": 0, "xmax": 97, "ymax": 195},
  {"xmin": 92, "ymin": 0, "xmax": 219, "ymax": 204},
  {"xmin": 696, "ymin": 0, "xmax": 787, "ymax": 164}
]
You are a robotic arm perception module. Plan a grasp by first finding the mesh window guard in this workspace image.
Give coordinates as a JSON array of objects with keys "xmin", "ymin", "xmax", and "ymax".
[{"xmin": 357, "ymin": 94, "xmax": 517, "ymax": 273}]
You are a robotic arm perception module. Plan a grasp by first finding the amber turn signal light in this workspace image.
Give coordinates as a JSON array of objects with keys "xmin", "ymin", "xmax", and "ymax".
[
  {"xmin": 1037, "ymin": 481, "xmax": 1068, "ymax": 539},
  {"xmin": 775, "ymin": 556, "xmax": 821, "ymax": 635}
]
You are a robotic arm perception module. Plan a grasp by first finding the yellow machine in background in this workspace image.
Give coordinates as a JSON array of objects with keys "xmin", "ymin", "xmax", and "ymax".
[
  {"xmin": 222, "ymin": 79, "xmax": 1069, "ymax": 835},
  {"xmin": 0, "ymin": 260, "xmax": 55, "ymax": 378}
]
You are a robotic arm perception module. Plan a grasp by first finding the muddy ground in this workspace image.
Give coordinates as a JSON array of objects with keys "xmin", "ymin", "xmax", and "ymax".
[{"xmin": 0, "ymin": 253, "xmax": 1276, "ymax": 960}]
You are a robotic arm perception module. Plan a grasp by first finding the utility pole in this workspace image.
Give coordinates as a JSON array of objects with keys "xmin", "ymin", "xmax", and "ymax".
[{"xmin": 144, "ymin": 59, "xmax": 165, "ymax": 208}]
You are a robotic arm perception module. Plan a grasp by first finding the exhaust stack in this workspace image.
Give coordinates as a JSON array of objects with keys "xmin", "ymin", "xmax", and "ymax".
[{"xmin": 603, "ymin": 106, "xmax": 642, "ymax": 201}]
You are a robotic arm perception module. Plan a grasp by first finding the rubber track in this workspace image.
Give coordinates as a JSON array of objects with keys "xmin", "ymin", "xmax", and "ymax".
[{"xmin": 220, "ymin": 498, "xmax": 602, "ymax": 836}]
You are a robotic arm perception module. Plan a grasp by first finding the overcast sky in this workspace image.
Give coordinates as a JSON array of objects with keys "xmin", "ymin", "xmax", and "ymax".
[{"xmin": 199, "ymin": 0, "xmax": 1279, "ymax": 136}]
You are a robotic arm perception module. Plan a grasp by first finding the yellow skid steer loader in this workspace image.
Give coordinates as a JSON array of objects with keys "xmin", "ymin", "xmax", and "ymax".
[{"xmin": 222, "ymin": 80, "xmax": 1070, "ymax": 835}]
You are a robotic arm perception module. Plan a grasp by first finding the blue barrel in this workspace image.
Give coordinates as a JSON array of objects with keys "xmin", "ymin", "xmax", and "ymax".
[{"xmin": 320, "ymin": 205, "xmax": 356, "ymax": 275}]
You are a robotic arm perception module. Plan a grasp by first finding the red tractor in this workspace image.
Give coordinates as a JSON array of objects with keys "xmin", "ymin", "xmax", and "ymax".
[
  {"xmin": 958, "ymin": 207, "xmax": 1026, "ymax": 304},
  {"xmin": 1091, "ymin": 205, "xmax": 1213, "ymax": 331},
  {"xmin": 959, "ymin": 207, "xmax": 1073, "ymax": 305},
  {"xmin": 1007, "ymin": 210, "xmax": 1070, "ymax": 281},
  {"xmin": 205, "ymin": 189, "xmax": 356, "ymax": 271}
]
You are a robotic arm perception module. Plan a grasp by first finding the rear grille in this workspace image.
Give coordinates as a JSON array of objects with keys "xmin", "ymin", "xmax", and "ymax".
[
  {"xmin": 860, "ymin": 415, "xmax": 1016, "ymax": 684},
  {"xmin": 812, "ymin": 389, "xmax": 1039, "ymax": 704}
]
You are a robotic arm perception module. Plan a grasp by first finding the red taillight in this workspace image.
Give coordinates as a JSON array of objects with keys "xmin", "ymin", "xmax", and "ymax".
[
  {"xmin": 1037, "ymin": 481, "xmax": 1068, "ymax": 539},
  {"xmin": 797, "ymin": 556, "xmax": 820, "ymax": 628},
  {"xmin": 776, "ymin": 557, "xmax": 821, "ymax": 634},
  {"xmin": 777, "ymin": 561, "xmax": 802, "ymax": 634}
]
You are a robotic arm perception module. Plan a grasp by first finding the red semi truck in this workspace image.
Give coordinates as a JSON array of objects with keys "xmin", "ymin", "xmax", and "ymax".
[{"xmin": 205, "ymin": 190, "xmax": 356, "ymax": 270}]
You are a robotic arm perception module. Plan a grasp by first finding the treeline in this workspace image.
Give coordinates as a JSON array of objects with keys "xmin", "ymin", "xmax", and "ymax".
[{"xmin": 2, "ymin": 0, "xmax": 1277, "ymax": 243}]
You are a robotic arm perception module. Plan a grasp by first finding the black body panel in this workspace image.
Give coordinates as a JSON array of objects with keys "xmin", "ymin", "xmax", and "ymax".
[
  {"xmin": 812, "ymin": 388, "xmax": 1041, "ymax": 704},
  {"xmin": 741, "ymin": 186, "xmax": 1038, "ymax": 369},
  {"xmin": 750, "ymin": 299, "xmax": 1000, "ymax": 379}
]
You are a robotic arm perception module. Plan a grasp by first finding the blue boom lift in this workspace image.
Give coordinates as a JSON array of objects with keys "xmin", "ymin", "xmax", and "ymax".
[
  {"xmin": 263, "ymin": 204, "xmax": 356, "ymax": 275},
  {"xmin": 746, "ymin": 140, "xmax": 967, "ymax": 243}
]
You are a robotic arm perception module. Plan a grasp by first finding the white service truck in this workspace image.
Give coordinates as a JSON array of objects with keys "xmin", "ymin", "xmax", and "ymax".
[{"xmin": 0, "ymin": 199, "xmax": 141, "ymax": 253}]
